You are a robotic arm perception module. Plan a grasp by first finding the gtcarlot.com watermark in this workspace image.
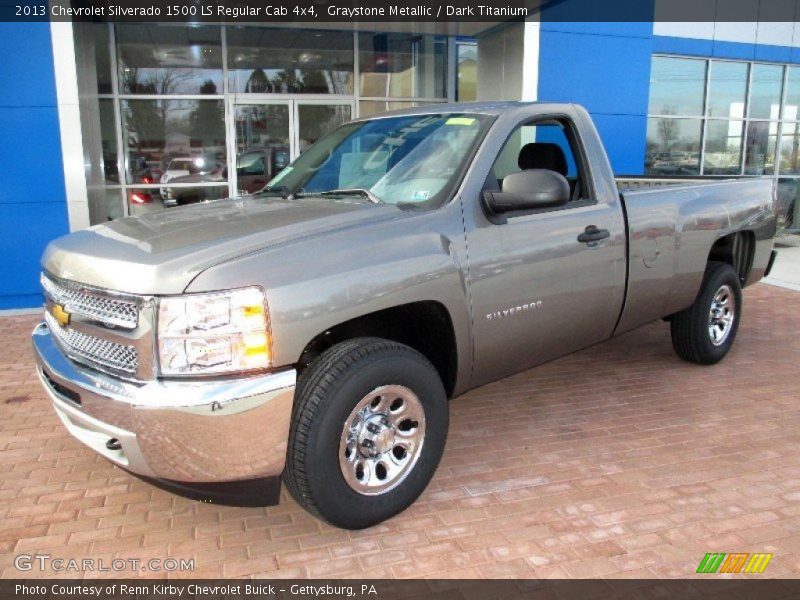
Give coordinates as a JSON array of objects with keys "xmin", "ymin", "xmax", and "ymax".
[{"xmin": 14, "ymin": 553, "xmax": 195, "ymax": 573}]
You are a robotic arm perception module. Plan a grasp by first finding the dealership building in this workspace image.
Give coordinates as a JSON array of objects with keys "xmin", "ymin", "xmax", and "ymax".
[{"xmin": 3, "ymin": 6, "xmax": 800, "ymax": 309}]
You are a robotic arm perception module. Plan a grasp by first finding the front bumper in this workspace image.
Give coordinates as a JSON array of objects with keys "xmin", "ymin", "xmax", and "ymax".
[{"xmin": 32, "ymin": 322, "xmax": 296, "ymax": 483}]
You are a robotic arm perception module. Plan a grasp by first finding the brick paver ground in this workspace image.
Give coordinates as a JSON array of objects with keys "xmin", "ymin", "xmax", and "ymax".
[{"xmin": 1, "ymin": 283, "xmax": 800, "ymax": 579}]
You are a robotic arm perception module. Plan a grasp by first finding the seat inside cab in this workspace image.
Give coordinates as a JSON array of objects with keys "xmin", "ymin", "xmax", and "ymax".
[{"xmin": 489, "ymin": 120, "xmax": 585, "ymax": 203}]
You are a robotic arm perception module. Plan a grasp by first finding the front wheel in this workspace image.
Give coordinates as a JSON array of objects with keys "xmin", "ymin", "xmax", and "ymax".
[
  {"xmin": 284, "ymin": 338, "xmax": 448, "ymax": 529},
  {"xmin": 670, "ymin": 261, "xmax": 742, "ymax": 364}
]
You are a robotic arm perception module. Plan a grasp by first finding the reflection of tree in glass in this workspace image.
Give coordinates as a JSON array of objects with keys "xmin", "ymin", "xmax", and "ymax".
[
  {"xmin": 299, "ymin": 105, "xmax": 351, "ymax": 152},
  {"xmin": 123, "ymin": 93, "xmax": 168, "ymax": 179},
  {"xmin": 121, "ymin": 68, "xmax": 196, "ymax": 179},
  {"xmin": 658, "ymin": 118, "xmax": 678, "ymax": 150},
  {"xmin": 121, "ymin": 67, "xmax": 192, "ymax": 95},
  {"xmin": 242, "ymin": 68, "xmax": 349, "ymax": 94},
  {"xmin": 303, "ymin": 69, "xmax": 343, "ymax": 95},
  {"xmin": 245, "ymin": 69, "xmax": 270, "ymax": 93},
  {"xmin": 188, "ymin": 81, "xmax": 225, "ymax": 146},
  {"xmin": 236, "ymin": 105, "xmax": 290, "ymax": 151},
  {"xmin": 273, "ymin": 70, "xmax": 303, "ymax": 93}
]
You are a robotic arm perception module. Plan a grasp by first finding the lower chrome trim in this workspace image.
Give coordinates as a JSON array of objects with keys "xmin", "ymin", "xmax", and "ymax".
[
  {"xmin": 33, "ymin": 322, "xmax": 297, "ymax": 482},
  {"xmin": 43, "ymin": 381, "xmax": 156, "ymax": 477}
]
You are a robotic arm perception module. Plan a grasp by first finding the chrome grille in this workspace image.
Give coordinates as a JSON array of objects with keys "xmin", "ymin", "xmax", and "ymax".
[
  {"xmin": 45, "ymin": 311, "xmax": 139, "ymax": 374},
  {"xmin": 41, "ymin": 273, "xmax": 138, "ymax": 329}
]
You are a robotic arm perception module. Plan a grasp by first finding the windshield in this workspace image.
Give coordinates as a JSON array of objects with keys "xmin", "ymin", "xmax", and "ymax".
[{"xmin": 264, "ymin": 113, "xmax": 491, "ymax": 208}]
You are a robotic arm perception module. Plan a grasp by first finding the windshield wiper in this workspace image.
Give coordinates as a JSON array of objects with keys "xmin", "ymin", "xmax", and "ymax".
[{"xmin": 319, "ymin": 189, "xmax": 381, "ymax": 204}]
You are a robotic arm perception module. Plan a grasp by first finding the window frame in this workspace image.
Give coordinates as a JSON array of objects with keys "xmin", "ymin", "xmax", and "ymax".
[{"xmin": 482, "ymin": 114, "xmax": 597, "ymax": 220}]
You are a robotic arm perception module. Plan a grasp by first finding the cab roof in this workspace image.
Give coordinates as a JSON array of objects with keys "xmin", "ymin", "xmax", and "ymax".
[{"xmin": 354, "ymin": 101, "xmax": 577, "ymax": 121}]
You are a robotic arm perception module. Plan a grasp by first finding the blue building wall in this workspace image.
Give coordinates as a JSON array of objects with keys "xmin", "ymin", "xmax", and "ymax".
[
  {"xmin": 537, "ymin": 22, "xmax": 655, "ymax": 175},
  {"xmin": 0, "ymin": 23, "xmax": 69, "ymax": 309}
]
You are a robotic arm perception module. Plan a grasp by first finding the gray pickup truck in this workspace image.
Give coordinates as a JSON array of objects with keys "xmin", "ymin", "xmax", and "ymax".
[{"xmin": 33, "ymin": 102, "xmax": 776, "ymax": 529}]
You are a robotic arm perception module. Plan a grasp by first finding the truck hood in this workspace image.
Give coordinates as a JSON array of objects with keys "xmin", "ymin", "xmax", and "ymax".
[{"xmin": 43, "ymin": 196, "xmax": 403, "ymax": 294}]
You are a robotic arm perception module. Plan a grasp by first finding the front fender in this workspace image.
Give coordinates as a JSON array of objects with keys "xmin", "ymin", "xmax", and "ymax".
[{"xmin": 186, "ymin": 201, "xmax": 473, "ymax": 394}]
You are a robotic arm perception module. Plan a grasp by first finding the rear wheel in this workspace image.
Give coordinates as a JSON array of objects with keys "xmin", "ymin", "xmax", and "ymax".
[
  {"xmin": 284, "ymin": 338, "xmax": 448, "ymax": 529},
  {"xmin": 670, "ymin": 261, "xmax": 742, "ymax": 364}
]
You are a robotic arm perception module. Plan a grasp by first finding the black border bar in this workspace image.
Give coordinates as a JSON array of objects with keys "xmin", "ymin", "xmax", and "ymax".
[
  {"xmin": 4, "ymin": 579, "xmax": 800, "ymax": 599},
  {"xmin": 1, "ymin": 0, "xmax": 796, "ymax": 24}
]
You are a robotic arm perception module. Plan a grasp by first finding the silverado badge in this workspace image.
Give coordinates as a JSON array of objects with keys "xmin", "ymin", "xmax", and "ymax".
[{"xmin": 52, "ymin": 304, "xmax": 71, "ymax": 327}]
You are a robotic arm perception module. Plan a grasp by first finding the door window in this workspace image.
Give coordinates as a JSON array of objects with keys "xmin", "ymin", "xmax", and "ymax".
[{"xmin": 489, "ymin": 119, "xmax": 590, "ymax": 204}]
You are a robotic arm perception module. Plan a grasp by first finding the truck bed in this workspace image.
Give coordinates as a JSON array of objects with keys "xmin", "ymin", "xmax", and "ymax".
[{"xmin": 614, "ymin": 176, "xmax": 776, "ymax": 335}]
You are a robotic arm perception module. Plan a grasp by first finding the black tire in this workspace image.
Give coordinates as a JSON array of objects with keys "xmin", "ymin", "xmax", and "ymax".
[
  {"xmin": 670, "ymin": 261, "xmax": 742, "ymax": 365},
  {"xmin": 284, "ymin": 337, "xmax": 448, "ymax": 529}
]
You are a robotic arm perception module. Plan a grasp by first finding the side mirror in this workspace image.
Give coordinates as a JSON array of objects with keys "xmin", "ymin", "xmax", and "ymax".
[{"xmin": 482, "ymin": 169, "xmax": 570, "ymax": 224}]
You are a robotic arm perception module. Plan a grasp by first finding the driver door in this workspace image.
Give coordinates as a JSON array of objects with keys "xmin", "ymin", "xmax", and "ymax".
[{"xmin": 466, "ymin": 116, "xmax": 626, "ymax": 386}]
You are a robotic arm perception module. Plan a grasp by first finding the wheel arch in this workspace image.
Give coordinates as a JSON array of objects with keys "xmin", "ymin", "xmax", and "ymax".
[
  {"xmin": 295, "ymin": 301, "xmax": 459, "ymax": 398},
  {"xmin": 708, "ymin": 230, "xmax": 756, "ymax": 286}
]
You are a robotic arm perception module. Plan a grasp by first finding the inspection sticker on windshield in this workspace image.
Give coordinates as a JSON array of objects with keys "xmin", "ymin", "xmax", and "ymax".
[
  {"xmin": 446, "ymin": 117, "xmax": 476, "ymax": 126},
  {"xmin": 412, "ymin": 190, "xmax": 430, "ymax": 201}
]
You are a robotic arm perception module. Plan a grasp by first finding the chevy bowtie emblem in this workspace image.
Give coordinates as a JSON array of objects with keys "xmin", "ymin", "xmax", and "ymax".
[{"xmin": 52, "ymin": 304, "xmax": 71, "ymax": 327}]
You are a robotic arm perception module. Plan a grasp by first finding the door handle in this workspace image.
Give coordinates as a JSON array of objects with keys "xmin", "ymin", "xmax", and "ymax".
[{"xmin": 577, "ymin": 225, "xmax": 610, "ymax": 244}]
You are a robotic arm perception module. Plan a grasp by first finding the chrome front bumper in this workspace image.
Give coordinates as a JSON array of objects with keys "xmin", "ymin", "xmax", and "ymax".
[{"xmin": 32, "ymin": 322, "xmax": 297, "ymax": 482}]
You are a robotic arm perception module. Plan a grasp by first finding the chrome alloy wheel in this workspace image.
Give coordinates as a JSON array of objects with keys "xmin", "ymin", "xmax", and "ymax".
[
  {"xmin": 708, "ymin": 284, "xmax": 736, "ymax": 346},
  {"xmin": 339, "ymin": 385, "xmax": 426, "ymax": 495}
]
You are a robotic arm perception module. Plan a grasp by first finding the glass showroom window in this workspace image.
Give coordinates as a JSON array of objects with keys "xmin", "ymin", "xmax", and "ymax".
[
  {"xmin": 227, "ymin": 27, "xmax": 354, "ymax": 95},
  {"xmin": 83, "ymin": 22, "xmax": 113, "ymax": 95},
  {"xmin": 457, "ymin": 43, "xmax": 477, "ymax": 102},
  {"xmin": 297, "ymin": 105, "xmax": 353, "ymax": 152},
  {"xmin": 780, "ymin": 69, "xmax": 800, "ymax": 175},
  {"xmin": 706, "ymin": 60, "xmax": 747, "ymax": 119},
  {"xmin": 745, "ymin": 64, "xmax": 782, "ymax": 177},
  {"xmin": 646, "ymin": 117, "xmax": 703, "ymax": 175},
  {"xmin": 116, "ymin": 24, "xmax": 223, "ymax": 95},
  {"xmin": 94, "ymin": 99, "xmax": 119, "ymax": 185},
  {"xmin": 744, "ymin": 121, "xmax": 778, "ymax": 175},
  {"xmin": 120, "ymin": 99, "xmax": 227, "ymax": 212},
  {"xmin": 647, "ymin": 56, "xmax": 800, "ymax": 231},
  {"xmin": 112, "ymin": 24, "xmax": 227, "ymax": 217},
  {"xmin": 777, "ymin": 68, "xmax": 800, "ymax": 230},
  {"xmin": 649, "ymin": 56, "xmax": 706, "ymax": 117},
  {"xmin": 358, "ymin": 101, "xmax": 439, "ymax": 117},
  {"xmin": 704, "ymin": 119, "xmax": 745, "ymax": 175},
  {"xmin": 359, "ymin": 33, "xmax": 447, "ymax": 100},
  {"xmin": 74, "ymin": 24, "xmax": 457, "ymax": 224},
  {"xmin": 781, "ymin": 124, "xmax": 800, "ymax": 172},
  {"xmin": 646, "ymin": 57, "xmax": 706, "ymax": 175},
  {"xmin": 749, "ymin": 64, "xmax": 783, "ymax": 120}
]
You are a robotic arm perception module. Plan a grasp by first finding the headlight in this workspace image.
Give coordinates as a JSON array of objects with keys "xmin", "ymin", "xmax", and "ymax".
[{"xmin": 157, "ymin": 287, "xmax": 270, "ymax": 375}]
